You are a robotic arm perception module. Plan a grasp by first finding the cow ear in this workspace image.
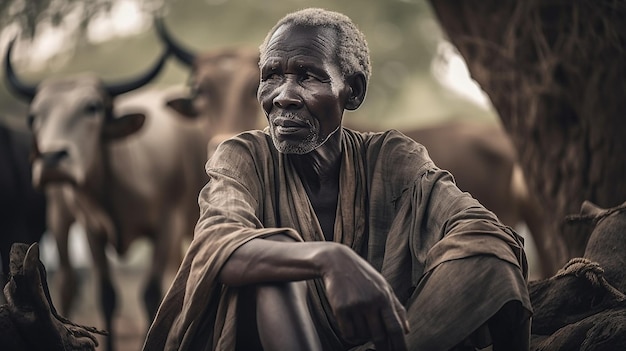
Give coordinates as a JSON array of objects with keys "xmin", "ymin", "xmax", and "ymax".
[
  {"xmin": 103, "ymin": 113, "xmax": 145, "ymax": 140},
  {"xmin": 580, "ymin": 200, "xmax": 606, "ymax": 219},
  {"xmin": 166, "ymin": 97, "xmax": 199, "ymax": 119}
]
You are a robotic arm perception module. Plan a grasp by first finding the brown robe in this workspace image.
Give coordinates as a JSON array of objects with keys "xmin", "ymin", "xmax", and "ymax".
[{"xmin": 142, "ymin": 128, "xmax": 531, "ymax": 351}]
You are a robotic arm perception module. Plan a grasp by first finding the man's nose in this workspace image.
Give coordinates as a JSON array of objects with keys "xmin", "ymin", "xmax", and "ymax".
[{"xmin": 273, "ymin": 83, "xmax": 303, "ymax": 109}]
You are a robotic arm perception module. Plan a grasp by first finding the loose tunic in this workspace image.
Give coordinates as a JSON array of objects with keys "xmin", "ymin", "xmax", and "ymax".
[{"xmin": 143, "ymin": 128, "xmax": 531, "ymax": 351}]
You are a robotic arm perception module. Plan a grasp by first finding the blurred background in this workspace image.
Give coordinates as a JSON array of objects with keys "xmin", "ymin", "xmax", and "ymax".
[
  {"xmin": 1, "ymin": 1, "xmax": 519, "ymax": 350},
  {"xmin": 0, "ymin": 0, "xmax": 498, "ymax": 129}
]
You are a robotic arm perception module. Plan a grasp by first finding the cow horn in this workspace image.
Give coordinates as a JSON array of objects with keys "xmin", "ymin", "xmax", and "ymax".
[
  {"xmin": 105, "ymin": 47, "xmax": 171, "ymax": 97},
  {"xmin": 4, "ymin": 38, "xmax": 37, "ymax": 101},
  {"xmin": 154, "ymin": 16, "xmax": 196, "ymax": 67}
]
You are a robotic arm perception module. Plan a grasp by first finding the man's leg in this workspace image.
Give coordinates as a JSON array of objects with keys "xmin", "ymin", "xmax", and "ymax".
[
  {"xmin": 234, "ymin": 233, "xmax": 322, "ymax": 350},
  {"xmin": 256, "ymin": 280, "xmax": 323, "ymax": 351}
]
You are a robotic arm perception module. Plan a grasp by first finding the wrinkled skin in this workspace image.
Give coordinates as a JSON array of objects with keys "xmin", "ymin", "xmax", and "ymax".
[
  {"xmin": 0, "ymin": 242, "xmax": 104, "ymax": 351},
  {"xmin": 530, "ymin": 200, "xmax": 626, "ymax": 349}
]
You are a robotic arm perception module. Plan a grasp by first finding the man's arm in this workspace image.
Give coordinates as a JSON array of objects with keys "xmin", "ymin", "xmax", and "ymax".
[{"xmin": 219, "ymin": 234, "xmax": 409, "ymax": 351}]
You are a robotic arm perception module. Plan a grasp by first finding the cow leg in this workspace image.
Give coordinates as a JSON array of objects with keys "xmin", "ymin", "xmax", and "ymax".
[
  {"xmin": 86, "ymin": 231, "xmax": 116, "ymax": 351},
  {"xmin": 46, "ymin": 187, "xmax": 77, "ymax": 316},
  {"xmin": 143, "ymin": 255, "xmax": 161, "ymax": 322},
  {"xmin": 145, "ymin": 230, "xmax": 168, "ymax": 323}
]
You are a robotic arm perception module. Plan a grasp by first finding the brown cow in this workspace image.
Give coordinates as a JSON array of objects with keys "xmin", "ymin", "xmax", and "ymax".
[
  {"xmin": 4, "ymin": 40, "xmax": 207, "ymax": 351},
  {"xmin": 155, "ymin": 18, "xmax": 564, "ymax": 278},
  {"xmin": 154, "ymin": 17, "xmax": 266, "ymax": 159}
]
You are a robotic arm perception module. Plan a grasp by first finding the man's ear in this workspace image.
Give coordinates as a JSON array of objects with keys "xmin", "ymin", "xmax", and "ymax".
[
  {"xmin": 103, "ymin": 113, "xmax": 146, "ymax": 140},
  {"xmin": 345, "ymin": 72, "xmax": 367, "ymax": 111}
]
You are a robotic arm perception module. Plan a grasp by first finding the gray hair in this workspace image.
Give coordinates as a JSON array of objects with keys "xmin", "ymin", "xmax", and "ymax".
[{"xmin": 259, "ymin": 8, "xmax": 371, "ymax": 82}]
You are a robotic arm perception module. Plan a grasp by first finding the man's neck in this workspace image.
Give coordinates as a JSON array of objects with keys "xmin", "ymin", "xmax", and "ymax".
[
  {"xmin": 289, "ymin": 127, "xmax": 343, "ymax": 193},
  {"xmin": 289, "ymin": 127, "xmax": 342, "ymax": 241}
]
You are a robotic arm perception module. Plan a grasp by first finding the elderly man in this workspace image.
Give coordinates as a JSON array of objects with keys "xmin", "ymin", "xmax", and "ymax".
[{"xmin": 143, "ymin": 8, "xmax": 531, "ymax": 351}]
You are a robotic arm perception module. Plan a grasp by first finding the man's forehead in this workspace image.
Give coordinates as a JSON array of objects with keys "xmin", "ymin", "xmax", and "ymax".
[
  {"xmin": 264, "ymin": 24, "xmax": 337, "ymax": 63},
  {"xmin": 269, "ymin": 23, "xmax": 336, "ymax": 48}
]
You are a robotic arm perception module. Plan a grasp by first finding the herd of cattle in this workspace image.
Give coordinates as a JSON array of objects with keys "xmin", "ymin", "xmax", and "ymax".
[{"xmin": 0, "ymin": 18, "xmax": 624, "ymax": 351}]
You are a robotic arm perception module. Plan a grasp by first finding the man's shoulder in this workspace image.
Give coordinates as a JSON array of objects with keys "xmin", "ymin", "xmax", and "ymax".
[
  {"xmin": 209, "ymin": 129, "xmax": 274, "ymax": 169},
  {"xmin": 346, "ymin": 128, "xmax": 435, "ymax": 183},
  {"xmin": 353, "ymin": 128, "xmax": 430, "ymax": 158}
]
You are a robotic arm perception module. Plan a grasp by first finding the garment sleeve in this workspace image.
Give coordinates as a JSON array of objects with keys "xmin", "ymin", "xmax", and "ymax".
[
  {"xmin": 186, "ymin": 136, "xmax": 302, "ymax": 298},
  {"xmin": 411, "ymin": 166, "xmax": 528, "ymax": 277},
  {"xmin": 147, "ymin": 136, "xmax": 301, "ymax": 350}
]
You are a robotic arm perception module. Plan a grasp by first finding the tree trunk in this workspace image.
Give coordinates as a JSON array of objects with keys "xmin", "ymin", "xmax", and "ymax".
[{"xmin": 428, "ymin": 0, "xmax": 626, "ymax": 262}]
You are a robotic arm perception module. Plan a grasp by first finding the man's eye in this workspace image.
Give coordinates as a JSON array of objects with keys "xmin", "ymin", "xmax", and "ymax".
[
  {"xmin": 263, "ymin": 73, "xmax": 280, "ymax": 81},
  {"xmin": 302, "ymin": 73, "xmax": 324, "ymax": 83}
]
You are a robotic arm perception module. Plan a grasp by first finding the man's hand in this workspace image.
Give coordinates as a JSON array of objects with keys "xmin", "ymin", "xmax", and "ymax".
[{"xmin": 320, "ymin": 245, "xmax": 409, "ymax": 351}]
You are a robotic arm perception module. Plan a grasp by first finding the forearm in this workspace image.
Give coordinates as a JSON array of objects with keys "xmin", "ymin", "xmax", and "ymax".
[{"xmin": 218, "ymin": 234, "xmax": 340, "ymax": 287}]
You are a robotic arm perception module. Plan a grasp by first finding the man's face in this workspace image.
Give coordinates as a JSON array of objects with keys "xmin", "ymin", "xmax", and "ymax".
[{"xmin": 258, "ymin": 24, "xmax": 350, "ymax": 154}]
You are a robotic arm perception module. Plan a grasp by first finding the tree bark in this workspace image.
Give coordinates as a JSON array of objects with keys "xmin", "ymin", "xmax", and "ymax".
[{"xmin": 428, "ymin": 0, "xmax": 626, "ymax": 262}]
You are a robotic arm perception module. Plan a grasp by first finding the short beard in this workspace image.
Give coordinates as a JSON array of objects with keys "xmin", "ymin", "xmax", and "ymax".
[
  {"xmin": 271, "ymin": 128, "xmax": 319, "ymax": 154},
  {"xmin": 270, "ymin": 124, "xmax": 341, "ymax": 155}
]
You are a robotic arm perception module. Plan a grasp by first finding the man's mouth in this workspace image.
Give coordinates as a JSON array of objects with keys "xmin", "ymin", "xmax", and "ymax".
[{"xmin": 273, "ymin": 116, "xmax": 310, "ymax": 135}]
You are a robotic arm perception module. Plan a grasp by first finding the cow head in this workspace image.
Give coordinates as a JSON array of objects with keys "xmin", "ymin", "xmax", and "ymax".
[
  {"xmin": 155, "ymin": 17, "xmax": 263, "ymax": 156},
  {"xmin": 4, "ymin": 39, "xmax": 169, "ymax": 188}
]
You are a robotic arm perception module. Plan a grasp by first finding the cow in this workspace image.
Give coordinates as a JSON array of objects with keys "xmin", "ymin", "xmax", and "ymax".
[
  {"xmin": 4, "ymin": 39, "xmax": 208, "ymax": 351},
  {"xmin": 0, "ymin": 118, "xmax": 47, "ymax": 301},
  {"xmin": 155, "ymin": 17, "xmax": 565, "ymax": 278},
  {"xmin": 154, "ymin": 17, "xmax": 266, "ymax": 160},
  {"xmin": 530, "ymin": 200, "xmax": 626, "ymax": 350}
]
